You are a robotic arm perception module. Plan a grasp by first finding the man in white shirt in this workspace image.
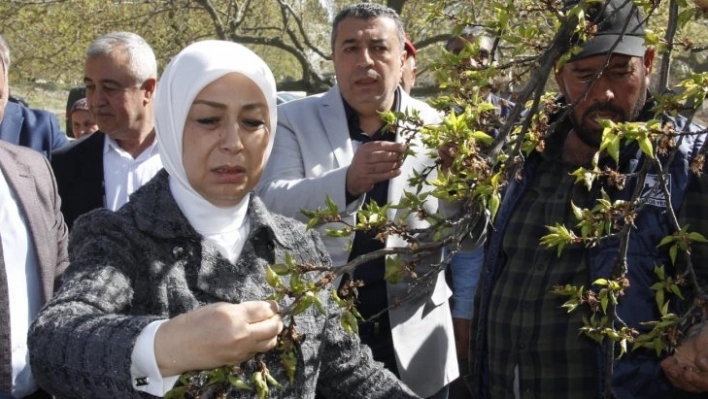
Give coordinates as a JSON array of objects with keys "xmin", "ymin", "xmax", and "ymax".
[
  {"xmin": 0, "ymin": 35, "xmax": 69, "ymax": 399},
  {"xmin": 51, "ymin": 31, "xmax": 162, "ymax": 229}
]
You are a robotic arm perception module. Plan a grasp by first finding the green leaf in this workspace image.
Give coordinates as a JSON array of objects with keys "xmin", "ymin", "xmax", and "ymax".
[
  {"xmin": 325, "ymin": 195, "xmax": 339, "ymax": 215},
  {"xmin": 384, "ymin": 255, "xmax": 405, "ymax": 284},
  {"xmin": 293, "ymin": 296, "xmax": 313, "ymax": 315},
  {"xmin": 688, "ymin": 232, "xmax": 708, "ymax": 243},
  {"xmin": 654, "ymin": 265, "xmax": 666, "ymax": 280},
  {"xmin": 649, "ymin": 282, "xmax": 664, "ymax": 291},
  {"xmin": 618, "ymin": 338, "xmax": 628, "ymax": 358},
  {"xmin": 313, "ymin": 295, "xmax": 325, "ymax": 315},
  {"xmin": 165, "ymin": 386, "xmax": 187, "ymax": 399},
  {"xmin": 593, "ymin": 278, "xmax": 609, "ymax": 286},
  {"xmin": 656, "ymin": 289, "xmax": 665, "ymax": 311},
  {"xmin": 489, "ymin": 192, "xmax": 501, "ymax": 222},
  {"xmin": 608, "ymin": 134, "xmax": 621, "ymax": 164},
  {"xmin": 661, "ymin": 299, "xmax": 670, "ymax": 316},
  {"xmin": 285, "ymin": 252, "xmax": 295, "ymax": 267},
  {"xmin": 571, "ymin": 201, "xmax": 583, "ymax": 220},
  {"xmin": 669, "ymin": 244, "xmax": 678, "ymax": 265},
  {"xmin": 637, "ymin": 137, "xmax": 654, "ymax": 159},
  {"xmin": 270, "ymin": 263, "xmax": 291, "ymax": 276},
  {"xmin": 653, "ymin": 337, "xmax": 663, "ymax": 357},
  {"xmin": 265, "ymin": 266, "xmax": 280, "ymax": 288},
  {"xmin": 228, "ymin": 375, "xmax": 253, "ymax": 391}
]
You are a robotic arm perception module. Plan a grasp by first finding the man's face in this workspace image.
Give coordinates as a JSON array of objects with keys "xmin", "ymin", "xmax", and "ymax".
[
  {"xmin": 555, "ymin": 50, "xmax": 654, "ymax": 147},
  {"xmin": 448, "ymin": 34, "xmax": 495, "ymax": 67},
  {"xmin": 71, "ymin": 109, "xmax": 99, "ymax": 139},
  {"xmin": 84, "ymin": 50, "xmax": 152, "ymax": 140},
  {"xmin": 332, "ymin": 16, "xmax": 405, "ymax": 116}
]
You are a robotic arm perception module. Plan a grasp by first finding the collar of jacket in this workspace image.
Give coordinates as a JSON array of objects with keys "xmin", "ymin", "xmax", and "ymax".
[{"xmin": 129, "ymin": 169, "xmax": 296, "ymax": 250}]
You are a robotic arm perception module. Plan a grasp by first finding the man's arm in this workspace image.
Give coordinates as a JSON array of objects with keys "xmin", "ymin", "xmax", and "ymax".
[
  {"xmin": 47, "ymin": 110, "xmax": 69, "ymax": 152},
  {"xmin": 660, "ymin": 139, "xmax": 708, "ymax": 393},
  {"xmin": 41, "ymin": 154, "xmax": 69, "ymax": 287},
  {"xmin": 258, "ymin": 121, "xmax": 354, "ymax": 221}
]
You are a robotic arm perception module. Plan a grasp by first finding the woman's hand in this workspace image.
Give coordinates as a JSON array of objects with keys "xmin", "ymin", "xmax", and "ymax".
[
  {"xmin": 661, "ymin": 326, "xmax": 708, "ymax": 393},
  {"xmin": 154, "ymin": 301, "xmax": 283, "ymax": 377}
]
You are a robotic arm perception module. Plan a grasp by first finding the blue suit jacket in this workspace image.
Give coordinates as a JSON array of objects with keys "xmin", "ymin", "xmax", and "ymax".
[{"xmin": 0, "ymin": 101, "xmax": 69, "ymax": 158}]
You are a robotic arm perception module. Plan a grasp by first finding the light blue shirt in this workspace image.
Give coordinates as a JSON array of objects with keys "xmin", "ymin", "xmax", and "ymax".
[{"xmin": 450, "ymin": 246, "xmax": 485, "ymax": 319}]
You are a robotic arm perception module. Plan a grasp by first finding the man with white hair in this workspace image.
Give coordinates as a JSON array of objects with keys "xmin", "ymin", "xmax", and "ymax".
[{"xmin": 51, "ymin": 32, "xmax": 162, "ymax": 229}]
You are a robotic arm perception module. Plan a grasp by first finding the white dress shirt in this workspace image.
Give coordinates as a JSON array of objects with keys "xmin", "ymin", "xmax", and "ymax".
[
  {"xmin": 103, "ymin": 135, "xmax": 163, "ymax": 211},
  {"xmin": 0, "ymin": 168, "xmax": 42, "ymax": 397}
]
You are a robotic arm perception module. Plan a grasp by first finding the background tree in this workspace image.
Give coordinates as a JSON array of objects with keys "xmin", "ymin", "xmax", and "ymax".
[{"xmin": 0, "ymin": 0, "xmax": 461, "ymax": 99}]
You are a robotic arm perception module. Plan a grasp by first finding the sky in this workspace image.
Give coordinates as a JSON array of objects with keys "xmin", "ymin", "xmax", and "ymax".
[{"xmin": 319, "ymin": 0, "xmax": 334, "ymax": 21}]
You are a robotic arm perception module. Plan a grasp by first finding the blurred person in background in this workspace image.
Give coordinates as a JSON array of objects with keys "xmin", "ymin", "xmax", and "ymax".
[
  {"xmin": 51, "ymin": 31, "xmax": 162, "ymax": 230},
  {"xmin": 68, "ymin": 98, "xmax": 98, "ymax": 139},
  {"xmin": 0, "ymin": 34, "xmax": 68, "ymax": 159}
]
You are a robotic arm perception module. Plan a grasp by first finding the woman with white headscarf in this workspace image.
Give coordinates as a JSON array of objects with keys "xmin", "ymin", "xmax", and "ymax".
[{"xmin": 28, "ymin": 41, "xmax": 418, "ymax": 399}]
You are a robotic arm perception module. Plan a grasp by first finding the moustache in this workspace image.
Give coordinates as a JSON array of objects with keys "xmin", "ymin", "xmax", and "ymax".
[
  {"xmin": 581, "ymin": 103, "xmax": 626, "ymax": 124},
  {"xmin": 354, "ymin": 70, "xmax": 380, "ymax": 81}
]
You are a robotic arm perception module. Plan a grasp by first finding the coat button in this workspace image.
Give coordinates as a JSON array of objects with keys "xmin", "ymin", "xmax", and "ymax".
[{"xmin": 172, "ymin": 246, "xmax": 185, "ymax": 259}]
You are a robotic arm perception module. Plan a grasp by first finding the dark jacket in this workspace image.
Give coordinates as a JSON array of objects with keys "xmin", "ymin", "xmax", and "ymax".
[
  {"xmin": 50, "ymin": 131, "xmax": 105, "ymax": 230},
  {"xmin": 28, "ymin": 170, "xmax": 418, "ymax": 399},
  {"xmin": 471, "ymin": 98, "xmax": 707, "ymax": 399},
  {"xmin": 0, "ymin": 101, "xmax": 68, "ymax": 158}
]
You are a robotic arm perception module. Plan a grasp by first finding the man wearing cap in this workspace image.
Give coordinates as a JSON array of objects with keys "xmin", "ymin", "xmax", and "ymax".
[
  {"xmin": 469, "ymin": 0, "xmax": 708, "ymax": 398},
  {"xmin": 401, "ymin": 35, "xmax": 417, "ymax": 94}
]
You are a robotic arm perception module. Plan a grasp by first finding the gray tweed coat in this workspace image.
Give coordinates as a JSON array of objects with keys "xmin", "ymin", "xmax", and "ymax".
[{"xmin": 28, "ymin": 170, "xmax": 418, "ymax": 399}]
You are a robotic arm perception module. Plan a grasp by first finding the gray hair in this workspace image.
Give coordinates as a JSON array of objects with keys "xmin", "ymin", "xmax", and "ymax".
[
  {"xmin": 330, "ymin": 3, "xmax": 405, "ymax": 53},
  {"xmin": 86, "ymin": 31, "xmax": 157, "ymax": 84},
  {"xmin": 0, "ymin": 34, "xmax": 10, "ymax": 75},
  {"xmin": 445, "ymin": 26, "xmax": 486, "ymax": 52}
]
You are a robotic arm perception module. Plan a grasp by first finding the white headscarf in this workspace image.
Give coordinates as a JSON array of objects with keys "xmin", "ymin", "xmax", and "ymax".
[{"xmin": 155, "ymin": 40, "xmax": 277, "ymax": 262}]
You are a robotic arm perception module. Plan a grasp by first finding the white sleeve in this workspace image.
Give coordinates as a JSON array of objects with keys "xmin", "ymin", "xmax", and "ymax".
[{"xmin": 130, "ymin": 320, "xmax": 180, "ymax": 396}]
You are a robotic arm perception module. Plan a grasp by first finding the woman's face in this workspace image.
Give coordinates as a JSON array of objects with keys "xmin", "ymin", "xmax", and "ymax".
[{"xmin": 182, "ymin": 72, "xmax": 270, "ymax": 207}]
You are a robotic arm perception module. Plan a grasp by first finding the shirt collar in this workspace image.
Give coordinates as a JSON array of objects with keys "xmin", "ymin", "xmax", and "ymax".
[
  {"xmin": 103, "ymin": 133, "xmax": 160, "ymax": 160},
  {"xmin": 342, "ymin": 87, "xmax": 402, "ymax": 126}
]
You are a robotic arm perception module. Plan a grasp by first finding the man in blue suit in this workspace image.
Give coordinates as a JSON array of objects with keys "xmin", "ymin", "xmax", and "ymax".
[
  {"xmin": 0, "ymin": 101, "xmax": 68, "ymax": 159},
  {"xmin": 0, "ymin": 35, "xmax": 68, "ymax": 158}
]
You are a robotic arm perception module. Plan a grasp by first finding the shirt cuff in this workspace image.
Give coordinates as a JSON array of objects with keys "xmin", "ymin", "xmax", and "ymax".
[
  {"xmin": 451, "ymin": 299, "xmax": 475, "ymax": 320},
  {"xmin": 449, "ymin": 247, "xmax": 485, "ymax": 320},
  {"xmin": 130, "ymin": 319, "xmax": 180, "ymax": 396}
]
